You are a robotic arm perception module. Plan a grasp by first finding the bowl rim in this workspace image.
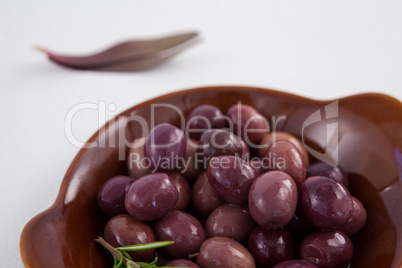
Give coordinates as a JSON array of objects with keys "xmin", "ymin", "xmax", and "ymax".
[{"xmin": 20, "ymin": 85, "xmax": 402, "ymax": 268}]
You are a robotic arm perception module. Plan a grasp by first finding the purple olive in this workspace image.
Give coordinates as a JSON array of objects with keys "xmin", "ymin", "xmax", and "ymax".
[
  {"xmin": 299, "ymin": 176, "xmax": 353, "ymax": 229},
  {"xmin": 177, "ymin": 139, "xmax": 202, "ymax": 181},
  {"xmin": 155, "ymin": 211, "xmax": 205, "ymax": 259},
  {"xmin": 306, "ymin": 162, "xmax": 349, "ymax": 189},
  {"xmin": 104, "ymin": 214, "xmax": 155, "ymax": 262},
  {"xmin": 198, "ymin": 129, "xmax": 243, "ymax": 160},
  {"xmin": 248, "ymin": 226, "xmax": 295, "ymax": 267},
  {"xmin": 300, "ymin": 230, "xmax": 353, "ymax": 268},
  {"xmin": 227, "ymin": 103, "xmax": 269, "ymax": 144},
  {"xmin": 186, "ymin": 104, "xmax": 226, "ymax": 140},
  {"xmin": 258, "ymin": 132, "xmax": 309, "ymax": 165},
  {"xmin": 338, "ymin": 196, "xmax": 367, "ymax": 236},
  {"xmin": 205, "ymin": 203, "xmax": 256, "ymax": 242},
  {"xmin": 144, "ymin": 123, "xmax": 186, "ymax": 172},
  {"xmin": 192, "ymin": 172, "xmax": 225, "ymax": 217},
  {"xmin": 167, "ymin": 172, "xmax": 191, "ymax": 211},
  {"xmin": 125, "ymin": 173, "xmax": 178, "ymax": 221},
  {"xmin": 248, "ymin": 171, "xmax": 298, "ymax": 228},
  {"xmin": 196, "ymin": 237, "xmax": 255, "ymax": 268},
  {"xmin": 207, "ymin": 156, "xmax": 258, "ymax": 204},
  {"xmin": 265, "ymin": 140, "xmax": 306, "ymax": 189},
  {"xmin": 97, "ymin": 175, "xmax": 134, "ymax": 216}
]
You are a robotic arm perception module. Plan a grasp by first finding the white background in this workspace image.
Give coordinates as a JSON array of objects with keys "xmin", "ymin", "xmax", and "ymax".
[{"xmin": 1, "ymin": 1, "xmax": 401, "ymax": 266}]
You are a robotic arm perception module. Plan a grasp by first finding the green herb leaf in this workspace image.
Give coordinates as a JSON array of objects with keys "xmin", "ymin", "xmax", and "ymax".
[
  {"xmin": 96, "ymin": 237, "xmax": 191, "ymax": 268},
  {"xmin": 116, "ymin": 241, "xmax": 174, "ymax": 252},
  {"xmin": 122, "ymin": 251, "xmax": 133, "ymax": 261}
]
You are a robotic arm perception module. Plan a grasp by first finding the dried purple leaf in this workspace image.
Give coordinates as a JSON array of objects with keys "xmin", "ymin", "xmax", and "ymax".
[{"xmin": 37, "ymin": 32, "xmax": 199, "ymax": 72}]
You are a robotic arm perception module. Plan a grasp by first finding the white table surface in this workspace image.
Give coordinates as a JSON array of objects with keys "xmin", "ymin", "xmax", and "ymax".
[{"xmin": 1, "ymin": 0, "xmax": 401, "ymax": 266}]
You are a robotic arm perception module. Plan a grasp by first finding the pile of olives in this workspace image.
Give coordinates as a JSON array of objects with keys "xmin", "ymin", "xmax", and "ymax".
[{"xmin": 97, "ymin": 103, "xmax": 367, "ymax": 268}]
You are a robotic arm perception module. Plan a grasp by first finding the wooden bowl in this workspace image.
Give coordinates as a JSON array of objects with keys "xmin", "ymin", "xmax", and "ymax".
[{"xmin": 20, "ymin": 86, "xmax": 402, "ymax": 268}]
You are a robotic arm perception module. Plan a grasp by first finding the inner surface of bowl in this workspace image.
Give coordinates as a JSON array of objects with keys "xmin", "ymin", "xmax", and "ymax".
[{"xmin": 20, "ymin": 86, "xmax": 402, "ymax": 268}]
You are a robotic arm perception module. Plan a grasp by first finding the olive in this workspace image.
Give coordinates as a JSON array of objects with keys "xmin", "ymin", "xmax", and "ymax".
[
  {"xmin": 192, "ymin": 172, "xmax": 225, "ymax": 217},
  {"xmin": 154, "ymin": 211, "xmax": 205, "ymax": 259},
  {"xmin": 227, "ymin": 103, "xmax": 269, "ymax": 144},
  {"xmin": 205, "ymin": 203, "xmax": 256, "ymax": 242},
  {"xmin": 248, "ymin": 171, "xmax": 298, "ymax": 228},
  {"xmin": 104, "ymin": 214, "xmax": 155, "ymax": 262},
  {"xmin": 196, "ymin": 237, "xmax": 255, "ymax": 268},
  {"xmin": 265, "ymin": 140, "xmax": 306, "ymax": 189},
  {"xmin": 125, "ymin": 173, "xmax": 178, "ymax": 221}
]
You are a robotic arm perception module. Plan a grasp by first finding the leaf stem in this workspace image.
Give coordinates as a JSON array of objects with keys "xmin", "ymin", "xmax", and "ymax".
[
  {"xmin": 95, "ymin": 237, "xmax": 191, "ymax": 268},
  {"xmin": 95, "ymin": 237, "xmax": 140, "ymax": 268}
]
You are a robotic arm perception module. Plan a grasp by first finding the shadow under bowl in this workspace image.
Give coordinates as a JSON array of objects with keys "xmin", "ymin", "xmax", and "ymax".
[{"xmin": 20, "ymin": 86, "xmax": 402, "ymax": 268}]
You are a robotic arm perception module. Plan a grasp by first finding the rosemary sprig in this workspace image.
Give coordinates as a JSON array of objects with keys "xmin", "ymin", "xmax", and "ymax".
[
  {"xmin": 95, "ymin": 237, "xmax": 192, "ymax": 268},
  {"xmin": 117, "ymin": 241, "xmax": 174, "ymax": 251}
]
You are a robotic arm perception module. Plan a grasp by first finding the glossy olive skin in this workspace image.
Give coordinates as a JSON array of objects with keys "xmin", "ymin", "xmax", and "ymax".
[
  {"xmin": 248, "ymin": 171, "xmax": 298, "ymax": 228},
  {"xmin": 198, "ymin": 129, "xmax": 243, "ymax": 160},
  {"xmin": 258, "ymin": 132, "xmax": 309, "ymax": 165},
  {"xmin": 265, "ymin": 140, "xmax": 306, "ymax": 189},
  {"xmin": 205, "ymin": 204, "xmax": 256, "ymax": 242},
  {"xmin": 178, "ymin": 139, "xmax": 202, "ymax": 181},
  {"xmin": 207, "ymin": 156, "xmax": 258, "ymax": 204},
  {"xmin": 248, "ymin": 226, "xmax": 295, "ymax": 268},
  {"xmin": 299, "ymin": 176, "xmax": 353, "ymax": 229},
  {"xmin": 125, "ymin": 173, "xmax": 178, "ymax": 221},
  {"xmin": 155, "ymin": 211, "xmax": 205, "ymax": 259},
  {"xmin": 192, "ymin": 172, "xmax": 225, "ymax": 217},
  {"xmin": 97, "ymin": 175, "xmax": 134, "ymax": 216},
  {"xmin": 186, "ymin": 104, "xmax": 226, "ymax": 140},
  {"xmin": 273, "ymin": 259, "xmax": 318, "ymax": 268},
  {"xmin": 165, "ymin": 259, "xmax": 200, "ymax": 267},
  {"xmin": 306, "ymin": 162, "xmax": 349, "ymax": 189},
  {"xmin": 144, "ymin": 123, "xmax": 187, "ymax": 172},
  {"xmin": 127, "ymin": 137, "xmax": 151, "ymax": 179},
  {"xmin": 167, "ymin": 172, "xmax": 191, "ymax": 211},
  {"xmin": 339, "ymin": 196, "xmax": 367, "ymax": 236},
  {"xmin": 227, "ymin": 103, "xmax": 269, "ymax": 144},
  {"xmin": 300, "ymin": 230, "xmax": 353, "ymax": 268},
  {"xmin": 104, "ymin": 214, "xmax": 155, "ymax": 262},
  {"xmin": 196, "ymin": 237, "xmax": 256, "ymax": 268}
]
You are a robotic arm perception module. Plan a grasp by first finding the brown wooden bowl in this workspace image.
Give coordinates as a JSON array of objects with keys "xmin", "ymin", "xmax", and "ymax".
[{"xmin": 20, "ymin": 86, "xmax": 402, "ymax": 268}]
